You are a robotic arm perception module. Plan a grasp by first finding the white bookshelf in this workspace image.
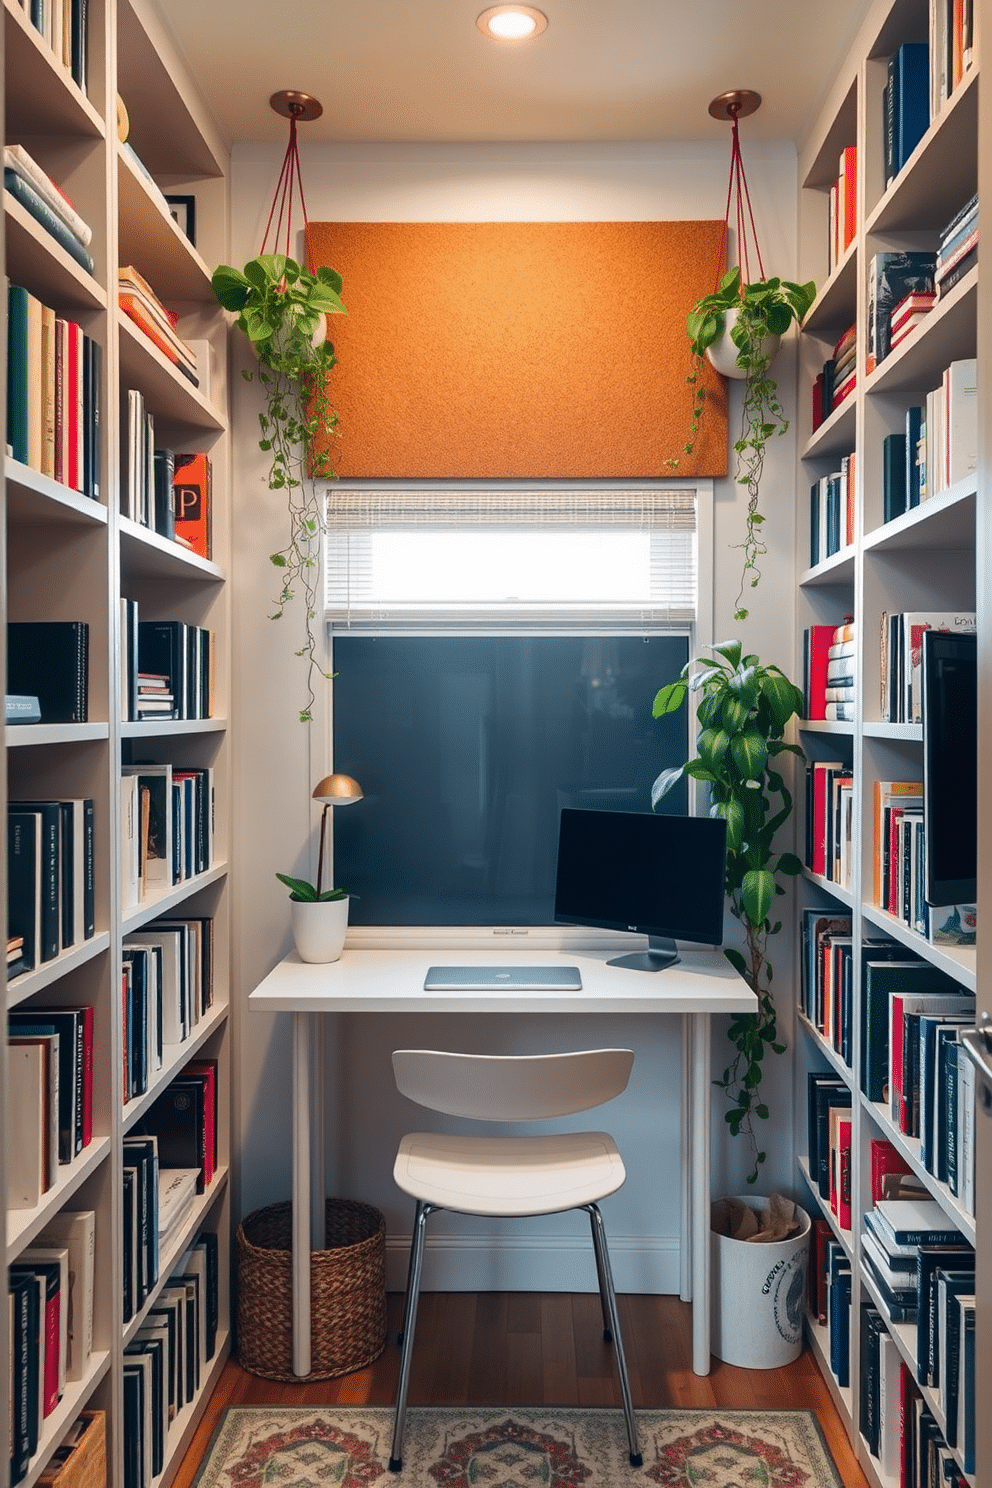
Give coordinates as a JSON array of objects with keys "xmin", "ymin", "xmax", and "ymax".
[
  {"xmin": 2, "ymin": 3, "xmax": 232, "ymax": 1487},
  {"xmin": 794, "ymin": 2, "xmax": 983, "ymax": 1483}
]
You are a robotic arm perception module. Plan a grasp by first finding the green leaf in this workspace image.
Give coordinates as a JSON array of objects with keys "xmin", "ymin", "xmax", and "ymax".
[
  {"xmin": 697, "ymin": 727, "xmax": 730, "ymax": 770},
  {"xmin": 211, "ymin": 263, "xmax": 251, "ymax": 311},
  {"xmin": 741, "ymin": 868, "xmax": 776, "ymax": 927},
  {"xmin": 713, "ymin": 795, "xmax": 745, "ymax": 853},
  {"xmin": 721, "ymin": 695, "xmax": 750, "ymax": 733},
  {"xmin": 711, "ymin": 639, "xmax": 743, "ymax": 667},
  {"xmin": 651, "ymin": 765, "xmax": 685, "ymax": 808},
  {"xmin": 652, "ymin": 681, "xmax": 687, "ymax": 717},
  {"xmin": 275, "ymin": 871, "xmax": 318, "ymax": 901},
  {"xmin": 730, "ymin": 730, "xmax": 767, "ymax": 781},
  {"xmin": 776, "ymin": 851, "xmax": 805, "ymax": 876}
]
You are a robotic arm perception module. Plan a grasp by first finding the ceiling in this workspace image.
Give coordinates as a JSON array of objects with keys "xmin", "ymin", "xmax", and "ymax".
[{"xmin": 157, "ymin": 0, "xmax": 868, "ymax": 149}]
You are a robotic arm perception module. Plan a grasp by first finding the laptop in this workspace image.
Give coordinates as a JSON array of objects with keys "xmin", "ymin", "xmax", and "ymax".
[{"xmin": 423, "ymin": 964, "xmax": 583, "ymax": 991}]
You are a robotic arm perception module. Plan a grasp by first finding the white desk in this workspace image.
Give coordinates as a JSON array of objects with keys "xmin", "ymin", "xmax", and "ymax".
[{"xmin": 249, "ymin": 944, "xmax": 756, "ymax": 1378}]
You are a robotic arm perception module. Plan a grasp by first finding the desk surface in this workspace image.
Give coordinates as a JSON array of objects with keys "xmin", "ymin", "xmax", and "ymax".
[{"xmin": 249, "ymin": 945, "xmax": 756, "ymax": 1015}]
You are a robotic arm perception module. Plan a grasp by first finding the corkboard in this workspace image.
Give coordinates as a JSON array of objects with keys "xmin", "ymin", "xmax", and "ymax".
[{"xmin": 306, "ymin": 221, "xmax": 727, "ymax": 479}]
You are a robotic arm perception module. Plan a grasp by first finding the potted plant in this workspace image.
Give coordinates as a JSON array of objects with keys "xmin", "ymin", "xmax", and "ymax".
[
  {"xmin": 211, "ymin": 252, "xmax": 347, "ymax": 722},
  {"xmin": 650, "ymin": 639, "xmax": 805, "ymax": 1182},
  {"xmin": 671, "ymin": 267, "xmax": 816, "ymax": 621},
  {"xmin": 276, "ymin": 872, "xmax": 356, "ymax": 964}
]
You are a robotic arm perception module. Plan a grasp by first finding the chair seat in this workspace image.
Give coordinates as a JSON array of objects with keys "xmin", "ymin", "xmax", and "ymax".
[{"xmin": 393, "ymin": 1130, "xmax": 626, "ymax": 1216}]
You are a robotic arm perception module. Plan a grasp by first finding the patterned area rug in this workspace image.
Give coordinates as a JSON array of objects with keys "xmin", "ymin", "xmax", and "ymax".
[{"xmin": 194, "ymin": 1407, "xmax": 844, "ymax": 1488}]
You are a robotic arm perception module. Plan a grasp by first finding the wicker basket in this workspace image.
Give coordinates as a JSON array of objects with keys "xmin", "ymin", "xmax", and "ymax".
[{"xmin": 236, "ymin": 1197, "xmax": 387, "ymax": 1380}]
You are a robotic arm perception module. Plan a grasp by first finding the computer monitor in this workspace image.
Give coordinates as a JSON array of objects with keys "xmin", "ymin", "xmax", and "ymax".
[{"xmin": 553, "ymin": 807, "xmax": 728, "ymax": 971}]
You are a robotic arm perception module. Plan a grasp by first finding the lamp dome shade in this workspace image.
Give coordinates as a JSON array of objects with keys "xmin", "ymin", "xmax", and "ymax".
[{"xmin": 312, "ymin": 773, "xmax": 364, "ymax": 804}]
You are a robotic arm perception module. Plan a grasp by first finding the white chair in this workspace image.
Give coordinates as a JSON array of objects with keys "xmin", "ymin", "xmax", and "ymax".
[{"xmin": 388, "ymin": 1047, "xmax": 642, "ymax": 1472}]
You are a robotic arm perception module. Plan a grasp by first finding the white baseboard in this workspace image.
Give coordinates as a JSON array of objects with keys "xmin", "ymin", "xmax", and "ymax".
[{"xmin": 384, "ymin": 1231, "xmax": 681, "ymax": 1294}]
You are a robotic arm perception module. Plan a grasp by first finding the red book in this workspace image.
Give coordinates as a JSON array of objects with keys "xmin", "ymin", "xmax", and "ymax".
[
  {"xmin": 840, "ymin": 145, "xmax": 857, "ymax": 250},
  {"xmin": 812, "ymin": 371, "xmax": 824, "ymax": 431},
  {"xmin": 804, "ymin": 624, "xmax": 833, "ymax": 720},
  {"xmin": 870, "ymin": 1137, "xmax": 912, "ymax": 1203},
  {"xmin": 811, "ymin": 761, "xmax": 844, "ymax": 878},
  {"xmin": 172, "ymin": 453, "xmax": 212, "ymax": 560},
  {"xmin": 185, "ymin": 1060, "xmax": 217, "ymax": 1183},
  {"xmin": 65, "ymin": 318, "xmax": 82, "ymax": 492},
  {"xmin": 837, "ymin": 1115, "xmax": 852, "ymax": 1229}
]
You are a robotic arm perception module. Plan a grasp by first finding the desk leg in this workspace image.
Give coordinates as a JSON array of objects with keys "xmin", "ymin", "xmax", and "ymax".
[
  {"xmin": 293, "ymin": 1011, "xmax": 312, "ymax": 1378},
  {"xmin": 691, "ymin": 1010, "xmax": 711, "ymax": 1376},
  {"xmin": 680, "ymin": 1013, "xmax": 691, "ymax": 1303}
]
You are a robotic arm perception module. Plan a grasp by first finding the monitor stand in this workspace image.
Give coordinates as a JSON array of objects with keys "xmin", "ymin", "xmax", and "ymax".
[{"xmin": 607, "ymin": 936, "xmax": 680, "ymax": 972}]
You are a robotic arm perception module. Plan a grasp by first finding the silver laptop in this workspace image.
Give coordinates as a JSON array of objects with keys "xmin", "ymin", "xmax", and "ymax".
[{"xmin": 423, "ymin": 964, "xmax": 583, "ymax": 991}]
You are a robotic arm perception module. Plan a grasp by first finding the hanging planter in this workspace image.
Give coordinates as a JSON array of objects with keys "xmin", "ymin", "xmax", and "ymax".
[
  {"xmin": 211, "ymin": 91, "xmax": 346, "ymax": 723},
  {"xmin": 669, "ymin": 91, "xmax": 815, "ymax": 621}
]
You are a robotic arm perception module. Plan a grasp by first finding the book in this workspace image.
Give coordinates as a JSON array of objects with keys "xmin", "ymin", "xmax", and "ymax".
[
  {"xmin": 35, "ymin": 1209, "xmax": 95, "ymax": 1381},
  {"xmin": 882, "ymin": 432, "xmax": 907, "ymax": 521},
  {"xmin": 4, "ymin": 169, "xmax": 95, "ymax": 272},
  {"xmin": 7, "ymin": 810, "xmax": 42, "ymax": 971},
  {"xmin": 3, "ymin": 144, "xmax": 93, "ymax": 246},
  {"xmin": 870, "ymin": 1197, "xmax": 964, "ymax": 1248},
  {"xmin": 889, "ymin": 991, "xmax": 973, "ymax": 1133},
  {"xmin": 890, "ymin": 42, "xmax": 930, "ymax": 177},
  {"xmin": 865, "ymin": 252, "xmax": 937, "ymax": 373},
  {"xmin": 7, "ymin": 619, "xmax": 89, "ymax": 723},
  {"xmin": 172, "ymin": 452, "xmax": 212, "ymax": 559},
  {"xmin": 5, "ymin": 1041, "xmax": 47, "ymax": 1208}
]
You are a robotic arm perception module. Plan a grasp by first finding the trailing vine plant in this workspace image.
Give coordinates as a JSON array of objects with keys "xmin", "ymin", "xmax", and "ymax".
[
  {"xmin": 651, "ymin": 640, "xmax": 806, "ymax": 1181},
  {"xmin": 211, "ymin": 252, "xmax": 346, "ymax": 721},
  {"xmin": 667, "ymin": 268, "xmax": 816, "ymax": 621}
]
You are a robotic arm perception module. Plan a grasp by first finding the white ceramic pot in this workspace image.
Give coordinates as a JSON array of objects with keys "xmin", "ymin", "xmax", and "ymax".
[
  {"xmin": 705, "ymin": 308, "xmax": 781, "ymax": 379},
  {"xmin": 710, "ymin": 1197, "xmax": 811, "ymax": 1368},
  {"xmin": 291, "ymin": 896, "xmax": 349, "ymax": 963}
]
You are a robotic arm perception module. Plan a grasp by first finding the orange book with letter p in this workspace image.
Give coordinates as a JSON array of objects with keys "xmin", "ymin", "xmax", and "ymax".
[{"xmin": 173, "ymin": 452, "xmax": 212, "ymax": 559}]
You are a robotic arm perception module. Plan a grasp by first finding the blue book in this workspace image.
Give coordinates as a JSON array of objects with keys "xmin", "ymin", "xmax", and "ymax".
[
  {"xmin": 905, "ymin": 405, "xmax": 923, "ymax": 507},
  {"xmin": 873, "ymin": 1197, "xmax": 964, "ymax": 1248},
  {"xmin": 916, "ymin": 1247, "xmax": 974, "ymax": 1386},
  {"xmin": 960, "ymin": 1303, "xmax": 976, "ymax": 1472},
  {"xmin": 7, "ymin": 284, "xmax": 30, "ymax": 464},
  {"xmin": 809, "ymin": 483, "xmax": 820, "ymax": 566},
  {"xmin": 893, "ymin": 42, "xmax": 930, "ymax": 175},
  {"xmin": 3, "ymin": 169, "xmax": 95, "ymax": 273},
  {"xmin": 827, "ymin": 1242, "xmax": 852, "ymax": 1385},
  {"xmin": 883, "ymin": 432, "xmax": 907, "ymax": 521}
]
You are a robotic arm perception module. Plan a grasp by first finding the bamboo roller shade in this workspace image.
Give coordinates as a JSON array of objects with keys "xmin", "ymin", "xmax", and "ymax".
[{"xmin": 306, "ymin": 220, "xmax": 728, "ymax": 480}]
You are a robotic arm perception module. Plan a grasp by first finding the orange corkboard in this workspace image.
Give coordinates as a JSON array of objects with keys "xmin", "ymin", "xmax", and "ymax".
[{"xmin": 306, "ymin": 221, "xmax": 727, "ymax": 479}]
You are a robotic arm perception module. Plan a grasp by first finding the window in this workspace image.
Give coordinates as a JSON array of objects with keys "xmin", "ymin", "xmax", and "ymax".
[
  {"xmin": 322, "ymin": 483, "xmax": 708, "ymax": 936},
  {"xmin": 324, "ymin": 485, "xmax": 699, "ymax": 629}
]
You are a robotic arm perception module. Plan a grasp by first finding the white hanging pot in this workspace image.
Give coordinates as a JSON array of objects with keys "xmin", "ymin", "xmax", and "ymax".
[
  {"xmin": 291, "ymin": 896, "xmax": 349, "ymax": 963},
  {"xmin": 706, "ymin": 307, "xmax": 781, "ymax": 379},
  {"xmin": 269, "ymin": 299, "xmax": 329, "ymax": 359}
]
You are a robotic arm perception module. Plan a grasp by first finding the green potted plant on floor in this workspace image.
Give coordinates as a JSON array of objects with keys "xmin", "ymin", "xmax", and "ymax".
[
  {"xmin": 211, "ymin": 252, "xmax": 346, "ymax": 722},
  {"xmin": 670, "ymin": 267, "xmax": 816, "ymax": 620},
  {"xmin": 651, "ymin": 639, "xmax": 805, "ymax": 1182}
]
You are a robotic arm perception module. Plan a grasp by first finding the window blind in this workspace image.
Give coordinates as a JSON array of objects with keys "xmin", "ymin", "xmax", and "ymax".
[{"xmin": 323, "ymin": 487, "xmax": 698, "ymax": 630}]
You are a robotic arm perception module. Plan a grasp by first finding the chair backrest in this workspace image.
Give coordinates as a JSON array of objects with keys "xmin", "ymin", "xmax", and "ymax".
[{"xmin": 391, "ymin": 1048, "xmax": 634, "ymax": 1122}]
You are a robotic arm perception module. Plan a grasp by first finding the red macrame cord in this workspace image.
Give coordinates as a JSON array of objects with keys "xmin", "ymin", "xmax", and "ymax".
[
  {"xmin": 260, "ymin": 111, "xmax": 316, "ymax": 274},
  {"xmin": 713, "ymin": 109, "xmax": 766, "ymax": 294}
]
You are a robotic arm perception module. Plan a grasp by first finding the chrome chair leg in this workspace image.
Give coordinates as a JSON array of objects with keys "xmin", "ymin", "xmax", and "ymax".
[
  {"xmin": 586, "ymin": 1203, "xmax": 642, "ymax": 1467},
  {"xmin": 390, "ymin": 1200, "xmax": 434, "ymax": 1473}
]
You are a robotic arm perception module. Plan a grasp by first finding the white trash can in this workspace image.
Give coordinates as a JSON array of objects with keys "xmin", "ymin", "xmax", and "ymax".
[{"xmin": 710, "ymin": 1196, "xmax": 811, "ymax": 1368}]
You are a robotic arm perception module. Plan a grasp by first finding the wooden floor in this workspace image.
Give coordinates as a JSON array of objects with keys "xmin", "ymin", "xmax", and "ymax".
[{"xmin": 173, "ymin": 1293, "xmax": 869, "ymax": 1488}]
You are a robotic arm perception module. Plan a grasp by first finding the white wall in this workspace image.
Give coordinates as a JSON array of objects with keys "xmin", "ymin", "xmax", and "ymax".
[{"xmin": 229, "ymin": 139, "xmax": 802, "ymax": 1291}]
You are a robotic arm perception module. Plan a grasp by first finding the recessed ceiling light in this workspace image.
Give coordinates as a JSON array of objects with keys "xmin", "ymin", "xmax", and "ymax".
[{"xmin": 477, "ymin": 6, "xmax": 549, "ymax": 40}]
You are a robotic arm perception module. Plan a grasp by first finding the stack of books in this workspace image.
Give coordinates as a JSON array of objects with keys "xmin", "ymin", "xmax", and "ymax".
[
  {"xmin": 889, "ymin": 289, "xmax": 935, "ymax": 350},
  {"xmin": 865, "ymin": 251, "xmax": 937, "ymax": 374},
  {"xmin": 802, "ymin": 618, "xmax": 856, "ymax": 722},
  {"xmin": 932, "ymin": 0, "xmax": 976, "ymax": 114},
  {"xmin": 7, "ymin": 285, "xmax": 101, "ymax": 496},
  {"xmin": 879, "ymin": 609, "xmax": 976, "ymax": 723},
  {"xmin": 20, "ymin": 0, "xmax": 89, "ymax": 91},
  {"xmin": 827, "ymin": 145, "xmax": 857, "ymax": 272},
  {"xmin": 118, "ymin": 267, "xmax": 198, "ymax": 384},
  {"xmin": 3, "ymin": 144, "xmax": 94, "ymax": 273},
  {"xmin": 811, "ymin": 327, "xmax": 857, "ymax": 429},
  {"xmin": 936, "ymin": 194, "xmax": 978, "ymax": 301}
]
